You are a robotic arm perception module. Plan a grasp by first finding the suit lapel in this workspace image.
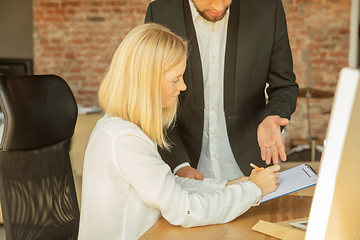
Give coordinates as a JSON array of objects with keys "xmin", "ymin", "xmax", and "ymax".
[
  {"xmin": 148, "ymin": 0, "xmax": 187, "ymax": 39},
  {"xmin": 183, "ymin": 0, "xmax": 204, "ymax": 110},
  {"xmin": 176, "ymin": 0, "xmax": 239, "ymax": 111},
  {"xmin": 224, "ymin": 0, "xmax": 239, "ymax": 112},
  {"xmin": 183, "ymin": 0, "xmax": 240, "ymax": 111}
]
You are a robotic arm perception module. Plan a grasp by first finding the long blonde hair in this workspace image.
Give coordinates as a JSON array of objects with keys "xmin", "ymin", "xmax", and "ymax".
[{"xmin": 98, "ymin": 23, "xmax": 187, "ymax": 150}]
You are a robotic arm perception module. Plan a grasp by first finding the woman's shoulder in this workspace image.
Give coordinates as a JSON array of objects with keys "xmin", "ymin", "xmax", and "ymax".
[{"xmin": 95, "ymin": 114, "xmax": 154, "ymax": 145}]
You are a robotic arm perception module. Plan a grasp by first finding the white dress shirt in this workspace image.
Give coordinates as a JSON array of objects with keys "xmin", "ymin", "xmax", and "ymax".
[
  {"xmin": 78, "ymin": 115, "xmax": 261, "ymax": 240},
  {"xmin": 188, "ymin": 0, "xmax": 244, "ymax": 180}
]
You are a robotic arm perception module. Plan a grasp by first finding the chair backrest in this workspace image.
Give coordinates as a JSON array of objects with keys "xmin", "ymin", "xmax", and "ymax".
[{"xmin": 0, "ymin": 74, "xmax": 80, "ymax": 240}]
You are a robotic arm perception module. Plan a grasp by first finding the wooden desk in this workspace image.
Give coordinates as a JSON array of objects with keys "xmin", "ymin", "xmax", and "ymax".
[{"xmin": 139, "ymin": 195, "xmax": 312, "ymax": 240}]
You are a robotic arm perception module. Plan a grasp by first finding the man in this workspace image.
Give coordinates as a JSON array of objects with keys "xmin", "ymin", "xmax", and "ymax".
[{"xmin": 145, "ymin": 0, "xmax": 298, "ymax": 180}]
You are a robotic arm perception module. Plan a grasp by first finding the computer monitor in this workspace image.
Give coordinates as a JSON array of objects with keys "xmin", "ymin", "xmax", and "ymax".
[
  {"xmin": 0, "ymin": 58, "xmax": 34, "ymax": 75},
  {"xmin": 305, "ymin": 67, "xmax": 360, "ymax": 239}
]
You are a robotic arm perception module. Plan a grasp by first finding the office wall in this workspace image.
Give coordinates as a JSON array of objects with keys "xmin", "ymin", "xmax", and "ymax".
[
  {"xmin": 32, "ymin": 0, "xmax": 351, "ymax": 150},
  {"xmin": 33, "ymin": 0, "xmax": 150, "ymax": 106},
  {"xmin": 283, "ymin": 0, "xmax": 351, "ymax": 147},
  {"xmin": 0, "ymin": 0, "xmax": 34, "ymax": 58}
]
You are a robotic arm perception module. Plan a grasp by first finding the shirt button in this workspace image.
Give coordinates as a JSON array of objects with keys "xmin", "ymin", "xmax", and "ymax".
[
  {"xmin": 212, "ymin": 107, "xmax": 215, "ymax": 111},
  {"xmin": 212, "ymin": 28, "xmax": 215, "ymax": 32},
  {"xmin": 212, "ymin": 55, "xmax": 216, "ymax": 59},
  {"xmin": 212, "ymin": 132, "xmax": 216, "ymax": 135},
  {"xmin": 212, "ymin": 82, "xmax": 216, "ymax": 86},
  {"xmin": 212, "ymin": 155, "xmax": 217, "ymax": 158},
  {"xmin": 187, "ymin": 211, "xmax": 190, "ymax": 215}
]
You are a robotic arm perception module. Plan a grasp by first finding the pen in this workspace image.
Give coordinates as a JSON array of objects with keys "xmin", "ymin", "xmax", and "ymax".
[{"xmin": 250, "ymin": 163, "xmax": 263, "ymax": 171}]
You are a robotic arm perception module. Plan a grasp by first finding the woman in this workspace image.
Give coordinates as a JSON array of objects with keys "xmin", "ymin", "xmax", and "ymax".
[{"xmin": 78, "ymin": 23, "xmax": 280, "ymax": 240}]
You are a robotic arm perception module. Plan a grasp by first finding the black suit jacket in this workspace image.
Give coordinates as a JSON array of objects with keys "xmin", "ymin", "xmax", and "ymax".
[{"xmin": 145, "ymin": 0, "xmax": 298, "ymax": 175}]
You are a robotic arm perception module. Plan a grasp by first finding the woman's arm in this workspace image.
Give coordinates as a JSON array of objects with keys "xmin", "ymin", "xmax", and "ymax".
[{"xmin": 114, "ymin": 134, "xmax": 262, "ymax": 228}]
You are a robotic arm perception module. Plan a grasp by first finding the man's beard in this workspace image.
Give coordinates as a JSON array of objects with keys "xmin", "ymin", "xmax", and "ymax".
[
  {"xmin": 192, "ymin": 1, "xmax": 230, "ymax": 22},
  {"xmin": 199, "ymin": 10, "xmax": 228, "ymax": 22}
]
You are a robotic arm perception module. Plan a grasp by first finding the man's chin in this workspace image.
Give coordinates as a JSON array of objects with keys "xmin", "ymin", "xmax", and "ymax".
[{"xmin": 199, "ymin": 11, "xmax": 227, "ymax": 22}]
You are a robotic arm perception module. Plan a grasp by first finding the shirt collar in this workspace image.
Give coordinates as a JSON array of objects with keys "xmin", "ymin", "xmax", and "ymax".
[{"xmin": 188, "ymin": 0, "xmax": 230, "ymax": 23}]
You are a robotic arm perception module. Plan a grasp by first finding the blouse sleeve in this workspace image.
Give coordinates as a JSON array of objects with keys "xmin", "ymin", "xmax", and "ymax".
[
  {"xmin": 174, "ymin": 176, "xmax": 227, "ymax": 193},
  {"xmin": 114, "ymin": 134, "xmax": 261, "ymax": 227}
]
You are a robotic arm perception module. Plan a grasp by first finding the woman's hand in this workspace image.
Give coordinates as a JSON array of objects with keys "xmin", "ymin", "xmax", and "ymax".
[{"xmin": 248, "ymin": 165, "xmax": 281, "ymax": 196}]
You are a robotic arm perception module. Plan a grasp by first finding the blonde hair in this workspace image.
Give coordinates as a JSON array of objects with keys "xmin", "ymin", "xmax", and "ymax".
[{"xmin": 98, "ymin": 23, "xmax": 188, "ymax": 150}]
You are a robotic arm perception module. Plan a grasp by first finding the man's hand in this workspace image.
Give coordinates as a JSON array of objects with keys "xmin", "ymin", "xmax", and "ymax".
[
  {"xmin": 226, "ymin": 176, "xmax": 249, "ymax": 186},
  {"xmin": 257, "ymin": 115, "xmax": 289, "ymax": 165},
  {"xmin": 176, "ymin": 166, "xmax": 204, "ymax": 180}
]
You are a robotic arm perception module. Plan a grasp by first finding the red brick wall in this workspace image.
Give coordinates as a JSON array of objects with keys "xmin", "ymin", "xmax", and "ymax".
[
  {"xmin": 33, "ymin": 0, "xmax": 351, "ymax": 150},
  {"xmin": 283, "ymin": 0, "xmax": 351, "ymax": 149},
  {"xmin": 33, "ymin": 0, "xmax": 150, "ymax": 106}
]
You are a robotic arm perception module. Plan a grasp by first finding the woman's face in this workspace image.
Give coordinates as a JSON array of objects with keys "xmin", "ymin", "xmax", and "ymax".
[{"xmin": 161, "ymin": 58, "xmax": 187, "ymax": 109}]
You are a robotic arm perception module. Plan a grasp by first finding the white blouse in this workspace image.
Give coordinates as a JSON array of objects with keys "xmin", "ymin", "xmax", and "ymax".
[{"xmin": 78, "ymin": 115, "xmax": 262, "ymax": 240}]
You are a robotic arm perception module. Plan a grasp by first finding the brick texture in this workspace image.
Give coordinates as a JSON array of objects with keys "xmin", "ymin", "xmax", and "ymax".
[
  {"xmin": 283, "ymin": 0, "xmax": 350, "ymax": 150},
  {"xmin": 33, "ymin": 0, "xmax": 150, "ymax": 106},
  {"xmin": 33, "ymin": 0, "xmax": 351, "ymax": 151}
]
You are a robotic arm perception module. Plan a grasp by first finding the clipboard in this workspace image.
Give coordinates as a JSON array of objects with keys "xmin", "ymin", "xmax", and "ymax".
[{"xmin": 260, "ymin": 164, "xmax": 317, "ymax": 203}]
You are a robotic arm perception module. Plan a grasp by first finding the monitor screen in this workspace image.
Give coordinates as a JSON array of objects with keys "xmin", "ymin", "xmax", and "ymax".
[{"xmin": 305, "ymin": 67, "xmax": 360, "ymax": 239}]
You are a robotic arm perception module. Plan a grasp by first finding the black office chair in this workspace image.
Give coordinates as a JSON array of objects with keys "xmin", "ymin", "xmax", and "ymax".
[{"xmin": 0, "ymin": 74, "xmax": 80, "ymax": 240}]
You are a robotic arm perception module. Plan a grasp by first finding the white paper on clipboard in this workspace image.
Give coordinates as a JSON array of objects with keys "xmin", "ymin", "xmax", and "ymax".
[{"xmin": 260, "ymin": 164, "xmax": 318, "ymax": 203}]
